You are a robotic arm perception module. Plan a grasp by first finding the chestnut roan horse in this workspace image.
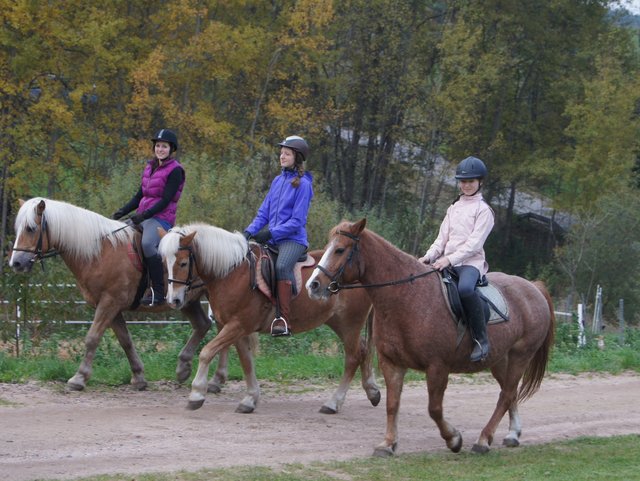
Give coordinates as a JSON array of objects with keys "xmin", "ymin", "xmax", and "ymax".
[
  {"xmin": 158, "ymin": 222, "xmax": 381, "ymax": 414},
  {"xmin": 306, "ymin": 219, "xmax": 555, "ymax": 456},
  {"xmin": 9, "ymin": 198, "xmax": 212, "ymax": 391}
]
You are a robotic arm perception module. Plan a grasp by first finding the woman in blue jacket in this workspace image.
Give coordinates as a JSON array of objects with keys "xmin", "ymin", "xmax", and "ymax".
[{"xmin": 244, "ymin": 136, "xmax": 313, "ymax": 336}]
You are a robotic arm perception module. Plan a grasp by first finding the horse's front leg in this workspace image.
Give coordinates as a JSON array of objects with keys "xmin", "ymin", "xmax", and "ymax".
[
  {"xmin": 67, "ymin": 303, "xmax": 116, "ymax": 391},
  {"xmin": 110, "ymin": 313, "xmax": 147, "ymax": 390},
  {"xmin": 373, "ymin": 355, "xmax": 406, "ymax": 457},
  {"xmin": 233, "ymin": 333, "xmax": 260, "ymax": 413},
  {"xmin": 426, "ymin": 365, "xmax": 462, "ymax": 453},
  {"xmin": 176, "ymin": 300, "xmax": 213, "ymax": 383},
  {"xmin": 187, "ymin": 323, "xmax": 245, "ymax": 410}
]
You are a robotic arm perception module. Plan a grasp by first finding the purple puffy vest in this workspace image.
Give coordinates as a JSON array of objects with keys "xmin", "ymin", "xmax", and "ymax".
[{"xmin": 137, "ymin": 158, "xmax": 185, "ymax": 225}]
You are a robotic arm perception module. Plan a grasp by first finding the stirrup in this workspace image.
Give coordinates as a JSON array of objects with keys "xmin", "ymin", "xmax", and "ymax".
[
  {"xmin": 470, "ymin": 339, "xmax": 489, "ymax": 362},
  {"xmin": 270, "ymin": 316, "xmax": 291, "ymax": 337},
  {"xmin": 141, "ymin": 287, "xmax": 165, "ymax": 306}
]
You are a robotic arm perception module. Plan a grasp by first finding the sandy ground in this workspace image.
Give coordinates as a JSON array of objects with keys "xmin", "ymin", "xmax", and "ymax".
[{"xmin": 1, "ymin": 372, "xmax": 639, "ymax": 481}]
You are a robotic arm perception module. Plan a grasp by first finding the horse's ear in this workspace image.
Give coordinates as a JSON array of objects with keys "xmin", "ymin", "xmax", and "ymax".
[
  {"xmin": 354, "ymin": 218, "xmax": 367, "ymax": 234},
  {"xmin": 37, "ymin": 200, "xmax": 46, "ymax": 215},
  {"xmin": 19, "ymin": 198, "xmax": 26, "ymax": 207},
  {"xmin": 179, "ymin": 231, "xmax": 197, "ymax": 247},
  {"xmin": 158, "ymin": 227, "xmax": 167, "ymax": 238}
]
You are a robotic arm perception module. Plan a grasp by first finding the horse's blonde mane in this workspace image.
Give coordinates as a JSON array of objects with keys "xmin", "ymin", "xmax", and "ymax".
[
  {"xmin": 15, "ymin": 197, "xmax": 135, "ymax": 262},
  {"xmin": 159, "ymin": 223, "xmax": 248, "ymax": 278}
]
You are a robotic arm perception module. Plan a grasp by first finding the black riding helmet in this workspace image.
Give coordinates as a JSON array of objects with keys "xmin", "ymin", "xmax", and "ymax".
[
  {"xmin": 455, "ymin": 156, "xmax": 487, "ymax": 180},
  {"xmin": 277, "ymin": 135, "xmax": 309, "ymax": 162},
  {"xmin": 151, "ymin": 129, "xmax": 178, "ymax": 152}
]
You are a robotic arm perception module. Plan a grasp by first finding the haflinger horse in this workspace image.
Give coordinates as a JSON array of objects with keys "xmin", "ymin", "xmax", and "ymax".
[
  {"xmin": 306, "ymin": 219, "xmax": 555, "ymax": 456},
  {"xmin": 8, "ymin": 197, "xmax": 213, "ymax": 391},
  {"xmin": 157, "ymin": 222, "xmax": 381, "ymax": 414}
]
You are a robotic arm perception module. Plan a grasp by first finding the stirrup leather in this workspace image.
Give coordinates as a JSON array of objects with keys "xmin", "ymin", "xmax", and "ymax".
[{"xmin": 270, "ymin": 316, "xmax": 291, "ymax": 337}]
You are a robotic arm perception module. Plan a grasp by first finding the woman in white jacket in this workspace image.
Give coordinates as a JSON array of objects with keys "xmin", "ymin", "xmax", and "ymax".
[{"xmin": 419, "ymin": 156, "xmax": 494, "ymax": 361}]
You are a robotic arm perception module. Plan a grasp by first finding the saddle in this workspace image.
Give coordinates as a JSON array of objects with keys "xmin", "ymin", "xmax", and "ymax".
[
  {"xmin": 440, "ymin": 267, "xmax": 509, "ymax": 346},
  {"xmin": 125, "ymin": 228, "xmax": 149, "ymax": 309},
  {"xmin": 249, "ymin": 244, "xmax": 316, "ymax": 304}
]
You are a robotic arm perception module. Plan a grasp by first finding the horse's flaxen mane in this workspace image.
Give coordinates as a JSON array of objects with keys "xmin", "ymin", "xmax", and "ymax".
[
  {"xmin": 159, "ymin": 223, "xmax": 248, "ymax": 278},
  {"xmin": 15, "ymin": 197, "xmax": 134, "ymax": 262}
]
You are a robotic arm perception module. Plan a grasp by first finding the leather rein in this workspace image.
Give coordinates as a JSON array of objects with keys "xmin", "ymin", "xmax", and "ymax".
[{"xmin": 316, "ymin": 229, "xmax": 439, "ymax": 293}]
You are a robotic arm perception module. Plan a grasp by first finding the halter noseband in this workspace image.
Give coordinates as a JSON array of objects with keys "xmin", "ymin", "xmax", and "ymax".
[{"xmin": 12, "ymin": 213, "xmax": 58, "ymax": 268}]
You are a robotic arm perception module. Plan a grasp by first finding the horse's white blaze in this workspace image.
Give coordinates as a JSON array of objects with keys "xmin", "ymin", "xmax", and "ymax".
[{"xmin": 305, "ymin": 239, "xmax": 337, "ymax": 291}]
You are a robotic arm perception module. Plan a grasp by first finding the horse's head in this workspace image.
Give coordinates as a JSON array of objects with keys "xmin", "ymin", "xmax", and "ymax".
[
  {"xmin": 9, "ymin": 199, "xmax": 53, "ymax": 273},
  {"xmin": 158, "ymin": 227, "xmax": 198, "ymax": 308},
  {"xmin": 306, "ymin": 218, "xmax": 367, "ymax": 300}
]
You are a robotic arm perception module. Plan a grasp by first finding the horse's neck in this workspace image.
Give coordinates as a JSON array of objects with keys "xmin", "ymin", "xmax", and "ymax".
[{"xmin": 360, "ymin": 234, "xmax": 439, "ymax": 296}]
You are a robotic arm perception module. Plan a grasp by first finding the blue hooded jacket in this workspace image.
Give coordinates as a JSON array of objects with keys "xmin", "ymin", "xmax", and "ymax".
[{"xmin": 246, "ymin": 169, "xmax": 314, "ymax": 247}]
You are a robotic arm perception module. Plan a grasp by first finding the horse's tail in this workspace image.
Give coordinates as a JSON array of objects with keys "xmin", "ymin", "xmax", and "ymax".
[{"xmin": 518, "ymin": 280, "xmax": 556, "ymax": 403}]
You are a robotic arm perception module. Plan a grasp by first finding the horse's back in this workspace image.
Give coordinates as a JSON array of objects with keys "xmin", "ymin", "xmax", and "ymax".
[{"xmin": 486, "ymin": 271, "xmax": 553, "ymax": 331}]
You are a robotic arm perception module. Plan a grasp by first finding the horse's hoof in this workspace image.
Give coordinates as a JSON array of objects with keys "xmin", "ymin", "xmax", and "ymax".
[
  {"xmin": 448, "ymin": 431, "xmax": 463, "ymax": 453},
  {"xmin": 207, "ymin": 383, "xmax": 222, "ymax": 394},
  {"xmin": 176, "ymin": 366, "xmax": 191, "ymax": 384},
  {"xmin": 369, "ymin": 391, "xmax": 381, "ymax": 407},
  {"xmin": 373, "ymin": 442, "xmax": 397, "ymax": 457},
  {"xmin": 471, "ymin": 443, "xmax": 491, "ymax": 454},
  {"xmin": 235, "ymin": 403, "xmax": 255, "ymax": 414},
  {"xmin": 319, "ymin": 405, "xmax": 337, "ymax": 415},
  {"xmin": 502, "ymin": 437, "xmax": 520, "ymax": 448},
  {"xmin": 66, "ymin": 382, "xmax": 85, "ymax": 392},
  {"xmin": 132, "ymin": 381, "xmax": 148, "ymax": 391},
  {"xmin": 186, "ymin": 399, "xmax": 205, "ymax": 410}
]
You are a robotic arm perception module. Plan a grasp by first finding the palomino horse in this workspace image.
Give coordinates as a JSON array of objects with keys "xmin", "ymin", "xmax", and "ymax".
[
  {"xmin": 158, "ymin": 222, "xmax": 381, "ymax": 414},
  {"xmin": 8, "ymin": 197, "xmax": 212, "ymax": 391},
  {"xmin": 306, "ymin": 219, "xmax": 555, "ymax": 456}
]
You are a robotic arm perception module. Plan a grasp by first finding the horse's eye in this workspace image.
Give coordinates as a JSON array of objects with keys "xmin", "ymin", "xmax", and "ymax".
[
  {"xmin": 335, "ymin": 247, "xmax": 345, "ymax": 255},
  {"xmin": 25, "ymin": 226, "xmax": 35, "ymax": 233},
  {"xmin": 179, "ymin": 261, "xmax": 189, "ymax": 268}
]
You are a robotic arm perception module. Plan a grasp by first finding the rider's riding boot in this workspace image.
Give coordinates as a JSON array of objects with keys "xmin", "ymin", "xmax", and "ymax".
[
  {"xmin": 141, "ymin": 255, "xmax": 166, "ymax": 306},
  {"xmin": 271, "ymin": 280, "xmax": 293, "ymax": 336},
  {"xmin": 462, "ymin": 291, "xmax": 489, "ymax": 362}
]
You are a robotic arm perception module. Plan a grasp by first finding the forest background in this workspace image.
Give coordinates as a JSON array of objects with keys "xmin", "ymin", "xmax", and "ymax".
[{"xmin": 2, "ymin": 0, "xmax": 640, "ymax": 325}]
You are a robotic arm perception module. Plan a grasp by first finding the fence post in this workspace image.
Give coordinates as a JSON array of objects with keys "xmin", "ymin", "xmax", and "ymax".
[
  {"xmin": 591, "ymin": 285, "xmax": 603, "ymax": 334},
  {"xmin": 577, "ymin": 303, "xmax": 586, "ymax": 347},
  {"xmin": 618, "ymin": 298, "xmax": 625, "ymax": 345}
]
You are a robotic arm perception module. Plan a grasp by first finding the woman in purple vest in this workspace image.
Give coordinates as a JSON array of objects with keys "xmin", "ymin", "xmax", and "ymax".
[{"xmin": 113, "ymin": 129, "xmax": 185, "ymax": 306}]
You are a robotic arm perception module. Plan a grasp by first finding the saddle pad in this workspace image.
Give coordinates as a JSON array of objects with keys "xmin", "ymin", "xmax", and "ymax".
[
  {"xmin": 478, "ymin": 283, "xmax": 509, "ymax": 323},
  {"xmin": 127, "ymin": 242, "xmax": 144, "ymax": 273},
  {"xmin": 255, "ymin": 255, "xmax": 316, "ymax": 303},
  {"xmin": 438, "ymin": 276, "xmax": 508, "ymax": 325}
]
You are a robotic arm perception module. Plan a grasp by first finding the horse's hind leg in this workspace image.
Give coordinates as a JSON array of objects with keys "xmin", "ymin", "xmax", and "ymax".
[
  {"xmin": 232, "ymin": 333, "xmax": 260, "ymax": 413},
  {"xmin": 472, "ymin": 362, "xmax": 524, "ymax": 453},
  {"xmin": 502, "ymin": 404, "xmax": 522, "ymax": 447},
  {"xmin": 110, "ymin": 313, "xmax": 147, "ymax": 390},
  {"xmin": 426, "ymin": 366, "xmax": 463, "ymax": 453},
  {"xmin": 177, "ymin": 300, "xmax": 213, "ymax": 384},
  {"xmin": 207, "ymin": 345, "xmax": 229, "ymax": 394},
  {"xmin": 322, "ymin": 311, "xmax": 380, "ymax": 414}
]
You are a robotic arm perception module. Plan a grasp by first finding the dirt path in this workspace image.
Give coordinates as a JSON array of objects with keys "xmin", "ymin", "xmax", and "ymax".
[{"xmin": 1, "ymin": 372, "xmax": 639, "ymax": 481}]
